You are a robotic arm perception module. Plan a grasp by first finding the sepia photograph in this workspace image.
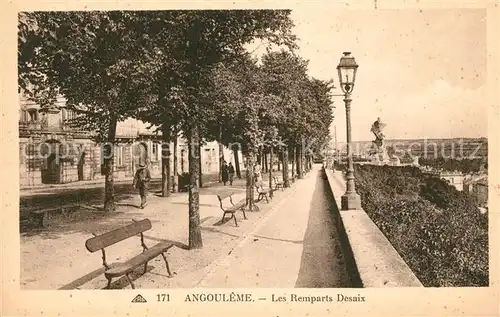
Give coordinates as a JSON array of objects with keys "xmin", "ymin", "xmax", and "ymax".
[{"xmin": 2, "ymin": 1, "xmax": 499, "ymax": 316}]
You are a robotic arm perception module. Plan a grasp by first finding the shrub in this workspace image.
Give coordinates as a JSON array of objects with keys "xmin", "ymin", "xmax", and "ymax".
[{"xmin": 354, "ymin": 165, "xmax": 488, "ymax": 287}]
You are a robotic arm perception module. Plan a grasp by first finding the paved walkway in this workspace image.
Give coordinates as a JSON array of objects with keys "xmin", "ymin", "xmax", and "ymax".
[
  {"xmin": 20, "ymin": 165, "xmax": 349, "ymax": 289},
  {"xmin": 197, "ymin": 165, "xmax": 350, "ymax": 288}
]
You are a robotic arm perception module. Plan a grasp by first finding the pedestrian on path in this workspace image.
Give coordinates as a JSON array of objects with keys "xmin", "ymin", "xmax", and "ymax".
[
  {"xmin": 228, "ymin": 162, "xmax": 235, "ymax": 185},
  {"xmin": 221, "ymin": 161, "xmax": 229, "ymax": 186},
  {"xmin": 133, "ymin": 163, "xmax": 151, "ymax": 209}
]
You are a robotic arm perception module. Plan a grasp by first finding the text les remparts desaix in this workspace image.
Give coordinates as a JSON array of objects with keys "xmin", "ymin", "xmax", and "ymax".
[{"xmin": 183, "ymin": 292, "xmax": 366, "ymax": 303}]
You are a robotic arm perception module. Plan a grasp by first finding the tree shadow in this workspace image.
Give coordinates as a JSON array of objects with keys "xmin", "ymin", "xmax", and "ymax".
[
  {"xmin": 201, "ymin": 226, "xmax": 240, "ymax": 238},
  {"xmin": 142, "ymin": 235, "xmax": 189, "ymax": 250},
  {"xmin": 116, "ymin": 203, "xmax": 141, "ymax": 209},
  {"xmin": 211, "ymin": 216, "xmax": 235, "ymax": 227}
]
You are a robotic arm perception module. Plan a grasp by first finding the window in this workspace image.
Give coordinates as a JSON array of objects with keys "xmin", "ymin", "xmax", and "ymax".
[
  {"xmin": 152, "ymin": 143, "xmax": 157, "ymax": 161},
  {"xmin": 62, "ymin": 109, "xmax": 75, "ymax": 121},
  {"xmin": 20, "ymin": 110, "xmax": 29, "ymax": 122},
  {"xmin": 181, "ymin": 149, "xmax": 186, "ymax": 172},
  {"xmin": 26, "ymin": 143, "xmax": 37, "ymax": 171},
  {"xmin": 27, "ymin": 109, "xmax": 38, "ymax": 122},
  {"xmin": 115, "ymin": 146, "xmax": 124, "ymax": 166}
]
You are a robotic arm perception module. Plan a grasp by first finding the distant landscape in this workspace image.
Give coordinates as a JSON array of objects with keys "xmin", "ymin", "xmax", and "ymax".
[{"xmin": 336, "ymin": 137, "xmax": 488, "ymax": 159}]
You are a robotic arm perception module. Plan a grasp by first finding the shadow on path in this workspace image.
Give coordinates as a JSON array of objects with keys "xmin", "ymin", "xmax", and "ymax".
[{"xmin": 295, "ymin": 169, "xmax": 351, "ymax": 288}]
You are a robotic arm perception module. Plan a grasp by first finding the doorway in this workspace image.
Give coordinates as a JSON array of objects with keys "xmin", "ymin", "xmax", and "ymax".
[
  {"xmin": 135, "ymin": 142, "xmax": 148, "ymax": 168},
  {"xmin": 45, "ymin": 152, "xmax": 61, "ymax": 184},
  {"xmin": 78, "ymin": 152, "xmax": 86, "ymax": 181}
]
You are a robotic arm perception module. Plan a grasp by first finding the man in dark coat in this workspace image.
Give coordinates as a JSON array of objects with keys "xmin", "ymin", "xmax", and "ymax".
[
  {"xmin": 228, "ymin": 162, "xmax": 235, "ymax": 185},
  {"xmin": 221, "ymin": 161, "xmax": 229, "ymax": 186},
  {"xmin": 133, "ymin": 163, "xmax": 151, "ymax": 209}
]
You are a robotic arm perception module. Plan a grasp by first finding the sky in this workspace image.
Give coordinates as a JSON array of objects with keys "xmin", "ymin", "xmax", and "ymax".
[{"xmin": 255, "ymin": 8, "xmax": 487, "ymax": 142}]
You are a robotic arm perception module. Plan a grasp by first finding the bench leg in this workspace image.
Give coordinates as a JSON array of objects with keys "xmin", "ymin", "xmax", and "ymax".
[
  {"xmin": 143, "ymin": 262, "xmax": 148, "ymax": 274},
  {"xmin": 221, "ymin": 212, "xmax": 228, "ymax": 223},
  {"xmin": 125, "ymin": 273, "xmax": 135, "ymax": 289},
  {"xmin": 241, "ymin": 208, "xmax": 247, "ymax": 220},
  {"xmin": 160, "ymin": 252, "xmax": 173, "ymax": 277},
  {"xmin": 232, "ymin": 214, "xmax": 238, "ymax": 227},
  {"xmin": 106, "ymin": 277, "xmax": 112, "ymax": 289},
  {"xmin": 264, "ymin": 194, "xmax": 269, "ymax": 203}
]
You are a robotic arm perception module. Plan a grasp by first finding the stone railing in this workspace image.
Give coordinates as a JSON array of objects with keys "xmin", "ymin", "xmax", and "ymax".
[{"xmin": 323, "ymin": 167, "xmax": 423, "ymax": 288}]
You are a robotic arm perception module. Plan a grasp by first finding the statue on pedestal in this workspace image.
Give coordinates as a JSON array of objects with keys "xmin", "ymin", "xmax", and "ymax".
[{"xmin": 369, "ymin": 117, "xmax": 390, "ymax": 164}]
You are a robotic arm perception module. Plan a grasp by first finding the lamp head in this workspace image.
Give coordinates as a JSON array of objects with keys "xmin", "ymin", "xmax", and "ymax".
[{"xmin": 337, "ymin": 52, "xmax": 359, "ymax": 94}]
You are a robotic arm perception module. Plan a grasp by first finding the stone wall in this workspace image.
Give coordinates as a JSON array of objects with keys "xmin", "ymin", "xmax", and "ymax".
[{"xmin": 323, "ymin": 167, "xmax": 423, "ymax": 288}]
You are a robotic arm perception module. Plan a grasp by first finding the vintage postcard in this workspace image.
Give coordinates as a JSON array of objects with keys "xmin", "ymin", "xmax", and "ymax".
[{"xmin": 1, "ymin": 0, "xmax": 499, "ymax": 316}]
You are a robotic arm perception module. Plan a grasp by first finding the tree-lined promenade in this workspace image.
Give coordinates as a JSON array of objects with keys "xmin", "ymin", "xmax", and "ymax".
[{"xmin": 19, "ymin": 11, "xmax": 334, "ymax": 249}]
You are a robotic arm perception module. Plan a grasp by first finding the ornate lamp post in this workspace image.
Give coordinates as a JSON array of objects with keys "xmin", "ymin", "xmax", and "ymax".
[{"xmin": 337, "ymin": 52, "xmax": 361, "ymax": 210}]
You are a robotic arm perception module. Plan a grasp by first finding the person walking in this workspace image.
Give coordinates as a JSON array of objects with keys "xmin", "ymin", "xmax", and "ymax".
[
  {"xmin": 221, "ymin": 161, "xmax": 229, "ymax": 186},
  {"xmin": 133, "ymin": 163, "xmax": 151, "ymax": 209},
  {"xmin": 228, "ymin": 162, "xmax": 235, "ymax": 185}
]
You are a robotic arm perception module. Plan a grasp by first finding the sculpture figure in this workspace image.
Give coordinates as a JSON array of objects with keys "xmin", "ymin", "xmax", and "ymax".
[{"xmin": 369, "ymin": 117, "xmax": 389, "ymax": 163}]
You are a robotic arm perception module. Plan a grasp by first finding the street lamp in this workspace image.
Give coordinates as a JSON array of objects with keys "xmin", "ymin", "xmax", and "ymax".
[{"xmin": 337, "ymin": 52, "xmax": 361, "ymax": 210}]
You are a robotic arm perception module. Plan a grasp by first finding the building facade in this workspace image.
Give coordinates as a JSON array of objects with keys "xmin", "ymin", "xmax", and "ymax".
[
  {"xmin": 19, "ymin": 92, "xmax": 242, "ymax": 187},
  {"xmin": 463, "ymin": 175, "xmax": 488, "ymax": 208}
]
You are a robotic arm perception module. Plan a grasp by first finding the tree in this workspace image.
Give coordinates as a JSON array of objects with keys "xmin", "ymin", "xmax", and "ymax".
[
  {"xmin": 259, "ymin": 50, "xmax": 310, "ymax": 184},
  {"xmin": 141, "ymin": 10, "xmax": 297, "ymax": 249},
  {"xmin": 19, "ymin": 11, "xmax": 176, "ymax": 212}
]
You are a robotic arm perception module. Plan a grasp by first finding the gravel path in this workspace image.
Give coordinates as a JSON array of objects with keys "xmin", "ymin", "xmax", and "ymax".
[{"xmin": 20, "ymin": 166, "xmax": 349, "ymax": 289}]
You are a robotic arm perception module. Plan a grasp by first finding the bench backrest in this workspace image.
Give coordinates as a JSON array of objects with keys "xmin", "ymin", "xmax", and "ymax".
[{"xmin": 85, "ymin": 219, "xmax": 152, "ymax": 252}]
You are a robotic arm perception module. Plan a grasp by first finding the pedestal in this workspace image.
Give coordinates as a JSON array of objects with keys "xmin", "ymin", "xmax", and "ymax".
[{"xmin": 341, "ymin": 192, "xmax": 361, "ymax": 210}]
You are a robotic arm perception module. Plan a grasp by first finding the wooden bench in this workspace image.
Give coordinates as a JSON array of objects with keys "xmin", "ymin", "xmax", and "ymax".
[
  {"xmin": 85, "ymin": 218, "xmax": 174, "ymax": 289},
  {"xmin": 217, "ymin": 193, "xmax": 247, "ymax": 227},
  {"xmin": 255, "ymin": 183, "xmax": 273, "ymax": 203},
  {"xmin": 273, "ymin": 176, "xmax": 284, "ymax": 191}
]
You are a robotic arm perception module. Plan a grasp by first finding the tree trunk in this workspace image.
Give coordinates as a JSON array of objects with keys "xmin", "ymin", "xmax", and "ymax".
[
  {"xmin": 188, "ymin": 124, "xmax": 203, "ymax": 249},
  {"xmin": 302, "ymin": 155, "xmax": 309, "ymax": 174},
  {"xmin": 198, "ymin": 143, "xmax": 203, "ymax": 188},
  {"xmin": 297, "ymin": 142, "xmax": 304, "ymax": 179},
  {"xmin": 282, "ymin": 147, "xmax": 290, "ymax": 187},
  {"xmin": 262, "ymin": 149, "xmax": 265, "ymax": 170},
  {"xmin": 245, "ymin": 153, "xmax": 256, "ymax": 211},
  {"xmin": 161, "ymin": 125, "xmax": 171, "ymax": 197},
  {"xmin": 218, "ymin": 127, "xmax": 224, "ymax": 183},
  {"xmin": 172, "ymin": 129, "xmax": 178, "ymax": 192},
  {"xmin": 277, "ymin": 152, "xmax": 281, "ymax": 171},
  {"xmin": 103, "ymin": 117, "xmax": 118, "ymax": 212},
  {"xmin": 269, "ymin": 146, "xmax": 273, "ymax": 190},
  {"xmin": 233, "ymin": 146, "xmax": 242, "ymax": 179},
  {"xmin": 263, "ymin": 152, "xmax": 268, "ymax": 173},
  {"xmin": 291, "ymin": 145, "xmax": 295, "ymax": 178}
]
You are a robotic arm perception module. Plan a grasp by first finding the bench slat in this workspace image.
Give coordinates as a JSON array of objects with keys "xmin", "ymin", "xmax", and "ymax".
[
  {"xmin": 104, "ymin": 242, "xmax": 173, "ymax": 278},
  {"xmin": 224, "ymin": 200, "xmax": 246, "ymax": 212},
  {"xmin": 86, "ymin": 219, "xmax": 152, "ymax": 252}
]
